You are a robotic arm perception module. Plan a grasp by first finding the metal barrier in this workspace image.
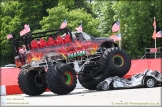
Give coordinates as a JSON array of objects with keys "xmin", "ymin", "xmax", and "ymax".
[{"xmin": 141, "ymin": 47, "xmax": 162, "ymax": 59}]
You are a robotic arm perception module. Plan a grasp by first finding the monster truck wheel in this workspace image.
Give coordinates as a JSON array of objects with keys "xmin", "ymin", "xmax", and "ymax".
[
  {"xmin": 78, "ymin": 70, "xmax": 108, "ymax": 90},
  {"xmin": 46, "ymin": 63, "xmax": 77, "ymax": 95},
  {"xmin": 144, "ymin": 77, "xmax": 157, "ymax": 88},
  {"xmin": 18, "ymin": 69, "xmax": 47, "ymax": 96},
  {"xmin": 99, "ymin": 47, "xmax": 131, "ymax": 77}
]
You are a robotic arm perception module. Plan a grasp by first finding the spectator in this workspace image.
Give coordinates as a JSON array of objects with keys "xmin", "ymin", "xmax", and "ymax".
[
  {"xmin": 19, "ymin": 45, "xmax": 27, "ymax": 62},
  {"xmin": 19, "ymin": 45, "xmax": 26, "ymax": 55}
]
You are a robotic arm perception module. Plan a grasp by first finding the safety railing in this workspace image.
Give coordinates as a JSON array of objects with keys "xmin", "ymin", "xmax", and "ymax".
[{"xmin": 141, "ymin": 47, "xmax": 162, "ymax": 59}]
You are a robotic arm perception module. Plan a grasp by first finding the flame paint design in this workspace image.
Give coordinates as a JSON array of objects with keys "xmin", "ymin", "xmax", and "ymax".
[
  {"xmin": 26, "ymin": 53, "xmax": 32, "ymax": 63},
  {"xmin": 15, "ymin": 40, "xmax": 103, "ymax": 67},
  {"xmin": 31, "ymin": 52, "xmax": 43, "ymax": 61},
  {"xmin": 15, "ymin": 58, "xmax": 22, "ymax": 67}
]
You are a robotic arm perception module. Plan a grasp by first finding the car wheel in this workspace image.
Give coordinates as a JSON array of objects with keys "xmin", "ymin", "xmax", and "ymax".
[{"xmin": 144, "ymin": 77, "xmax": 157, "ymax": 88}]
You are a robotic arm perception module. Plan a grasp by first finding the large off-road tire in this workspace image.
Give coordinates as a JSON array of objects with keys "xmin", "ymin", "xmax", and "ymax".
[
  {"xmin": 78, "ymin": 69, "xmax": 108, "ymax": 90},
  {"xmin": 78, "ymin": 47, "xmax": 131, "ymax": 90},
  {"xmin": 99, "ymin": 47, "xmax": 131, "ymax": 77},
  {"xmin": 18, "ymin": 69, "xmax": 47, "ymax": 96},
  {"xmin": 46, "ymin": 63, "xmax": 77, "ymax": 95}
]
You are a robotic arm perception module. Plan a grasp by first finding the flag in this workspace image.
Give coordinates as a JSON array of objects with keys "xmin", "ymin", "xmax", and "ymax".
[
  {"xmin": 110, "ymin": 35, "xmax": 118, "ymax": 42},
  {"xmin": 60, "ymin": 19, "xmax": 67, "ymax": 28},
  {"xmin": 20, "ymin": 29, "xmax": 26, "ymax": 36},
  {"xmin": 110, "ymin": 33, "xmax": 121, "ymax": 42},
  {"xmin": 116, "ymin": 33, "xmax": 121, "ymax": 41},
  {"xmin": 76, "ymin": 23, "xmax": 83, "ymax": 32},
  {"xmin": 20, "ymin": 24, "xmax": 30, "ymax": 36},
  {"xmin": 152, "ymin": 18, "xmax": 156, "ymax": 39},
  {"xmin": 156, "ymin": 30, "xmax": 162, "ymax": 38},
  {"xmin": 112, "ymin": 21, "xmax": 120, "ymax": 32},
  {"xmin": 7, "ymin": 34, "xmax": 13, "ymax": 40},
  {"xmin": 24, "ymin": 24, "xmax": 30, "ymax": 33},
  {"xmin": 152, "ymin": 30, "xmax": 156, "ymax": 39}
]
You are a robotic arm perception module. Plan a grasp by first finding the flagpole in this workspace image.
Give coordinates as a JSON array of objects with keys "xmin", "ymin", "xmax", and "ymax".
[
  {"xmin": 118, "ymin": 18, "xmax": 121, "ymax": 48},
  {"xmin": 119, "ymin": 37, "xmax": 121, "ymax": 48},
  {"xmin": 154, "ymin": 17, "xmax": 156, "ymax": 59}
]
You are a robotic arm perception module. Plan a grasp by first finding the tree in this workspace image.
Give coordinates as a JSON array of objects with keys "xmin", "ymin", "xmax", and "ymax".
[
  {"xmin": 91, "ymin": 0, "xmax": 162, "ymax": 58},
  {"xmin": 0, "ymin": 0, "xmax": 99, "ymax": 66},
  {"xmin": 40, "ymin": 5, "xmax": 99, "ymax": 36},
  {"xmin": 92, "ymin": 0, "xmax": 115, "ymax": 37},
  {"xmin": 111, "ymin": 0, "xmax": 162, "ymax": 59},
  {"xmin": 0, "ymin": 0, "xmax": 58, "ymax": 66},
  {"xmin": 58, "ymin": 0, "xmax": 96, "ymax": 17}
]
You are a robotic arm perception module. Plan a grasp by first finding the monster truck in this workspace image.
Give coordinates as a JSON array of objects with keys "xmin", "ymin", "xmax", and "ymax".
[{"xmin": 11, "ymin": 27, "xmax": 131, "ymax": 96}]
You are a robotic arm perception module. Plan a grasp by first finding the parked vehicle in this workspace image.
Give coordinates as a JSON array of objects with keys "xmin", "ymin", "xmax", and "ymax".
[
  {"xmin": 96, "ymin": 69, "xmax": 162, "ymax": 91},
  {"xmin": 5, "ymin": 64, "xmax": 16, "ymax": 68},
  {"xmin": 9, "ymin": 27, "xmax": 131, "ymax": 96}
]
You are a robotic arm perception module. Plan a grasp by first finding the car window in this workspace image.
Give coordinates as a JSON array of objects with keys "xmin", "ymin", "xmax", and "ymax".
[
  {"xmin": 75, "ymin": 33, "xmax": 85, "ymax": 41},
  {"xmin": 72, "ymin": 32, "xmax": 95, "ymax": 41},
  {"xmin": 82, "ymin": 32, "xmax": 93, "ymax": 40}
]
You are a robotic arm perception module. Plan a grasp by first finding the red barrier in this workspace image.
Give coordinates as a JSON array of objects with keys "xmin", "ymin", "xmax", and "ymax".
[
  {"xmin": 1, "ymin": 68, "xmax": 20, "ymax": 85},
  {"xmin": 124, "ymin": 58, "xmax": 162, "ymax": 78},
  {"xmin": 6, "ymin": 85, "xmax": 23, "ymax": 95},
  {"xmin": 1, "ymin": 58, "xmax": 161, "ymax": 95}
]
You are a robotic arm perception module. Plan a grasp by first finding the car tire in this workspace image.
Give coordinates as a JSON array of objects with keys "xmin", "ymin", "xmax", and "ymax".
[
  {"xmin": 144, "ymin": 77, "xmax": 157, "ymax": 88},
  {"xmin": 99, "ymin": 47, "xmax": 131, "ymax": 77},
  {"xmin": 18, "ymin": 69, "xmax": 47, "ymax": 96},
  {"xmin": 46, "ymin": 63, "xmax": 77, "ymax": 95}
]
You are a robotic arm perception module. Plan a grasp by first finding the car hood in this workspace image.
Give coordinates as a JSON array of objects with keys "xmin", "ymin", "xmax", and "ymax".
[
  {"xmin": 95, "ymin": 37, "xmax": 107, "ymax": 40},
  {"xmin": 95, "ymin": 37, "xmax": 114, "ymax": 42}
]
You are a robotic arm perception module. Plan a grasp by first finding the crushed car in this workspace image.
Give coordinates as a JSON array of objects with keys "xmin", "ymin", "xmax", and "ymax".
[{"xmin": 96, "ymin": 69, "xmax": 162, "ymax": 91}]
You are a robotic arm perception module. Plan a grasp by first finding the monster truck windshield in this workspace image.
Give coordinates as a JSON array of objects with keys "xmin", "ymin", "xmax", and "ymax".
[
  {"xmin": 82, "ymin": 32, "xmax": 95, "ymax": 40},
  {"xmin": 71, "ymin": 32, "xmax": 95, "ymax": 41}
]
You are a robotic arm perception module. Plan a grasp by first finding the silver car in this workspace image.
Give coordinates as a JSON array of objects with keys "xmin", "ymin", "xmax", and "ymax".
[{"xmin": 96, "ymin": 69, "xmax": 162, "ymax": 91}]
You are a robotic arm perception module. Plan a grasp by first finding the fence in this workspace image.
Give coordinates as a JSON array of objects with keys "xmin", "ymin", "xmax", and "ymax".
[{"xmin": 141, "ymin": 47, "xmax": 162, "ymax": 59}]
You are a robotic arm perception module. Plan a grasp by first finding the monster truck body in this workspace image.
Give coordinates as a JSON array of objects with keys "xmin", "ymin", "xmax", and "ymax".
[
  {"xmin": 14, "ymin": 28, "xmax": 114, "ymax": 69},
  {"xmin": 11, "ymin": 27, "xmax": 131, "ymax": 96}
]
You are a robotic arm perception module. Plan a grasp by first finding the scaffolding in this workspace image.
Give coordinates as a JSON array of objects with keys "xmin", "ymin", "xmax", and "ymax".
[{"xmin": 141, "ymin": 47, "xmax": 162, "ymax": 59}]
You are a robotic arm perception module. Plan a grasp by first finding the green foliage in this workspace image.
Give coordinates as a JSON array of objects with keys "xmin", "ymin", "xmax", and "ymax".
[
  {"xmin": 0, "ymin": 0, "xmax": 58, "ymax": 66},
  {"xmin": 0, "ymin": 0, "xmax": 99, "ymax": 66},
  {"xmin": 92, "ymin": 1, "xmax": 115, "ymax": 37},
  {"xmin": 57, "ymin": 0, "xmax": 95, "ymax": 17},
  {"xmin": 0, "ymin": 0, "xmax": 162, "ymax": 66},
  {"xmin": 40, "ymin": 5, "xmax": 99, "ymax": 36},
  {"xmin": 111, "ymin": 0, "xmax": 162, "ymax": 58},
  {"xmin": 93, "ymin": 0, "xmax": 162, "ymax": 58}
]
